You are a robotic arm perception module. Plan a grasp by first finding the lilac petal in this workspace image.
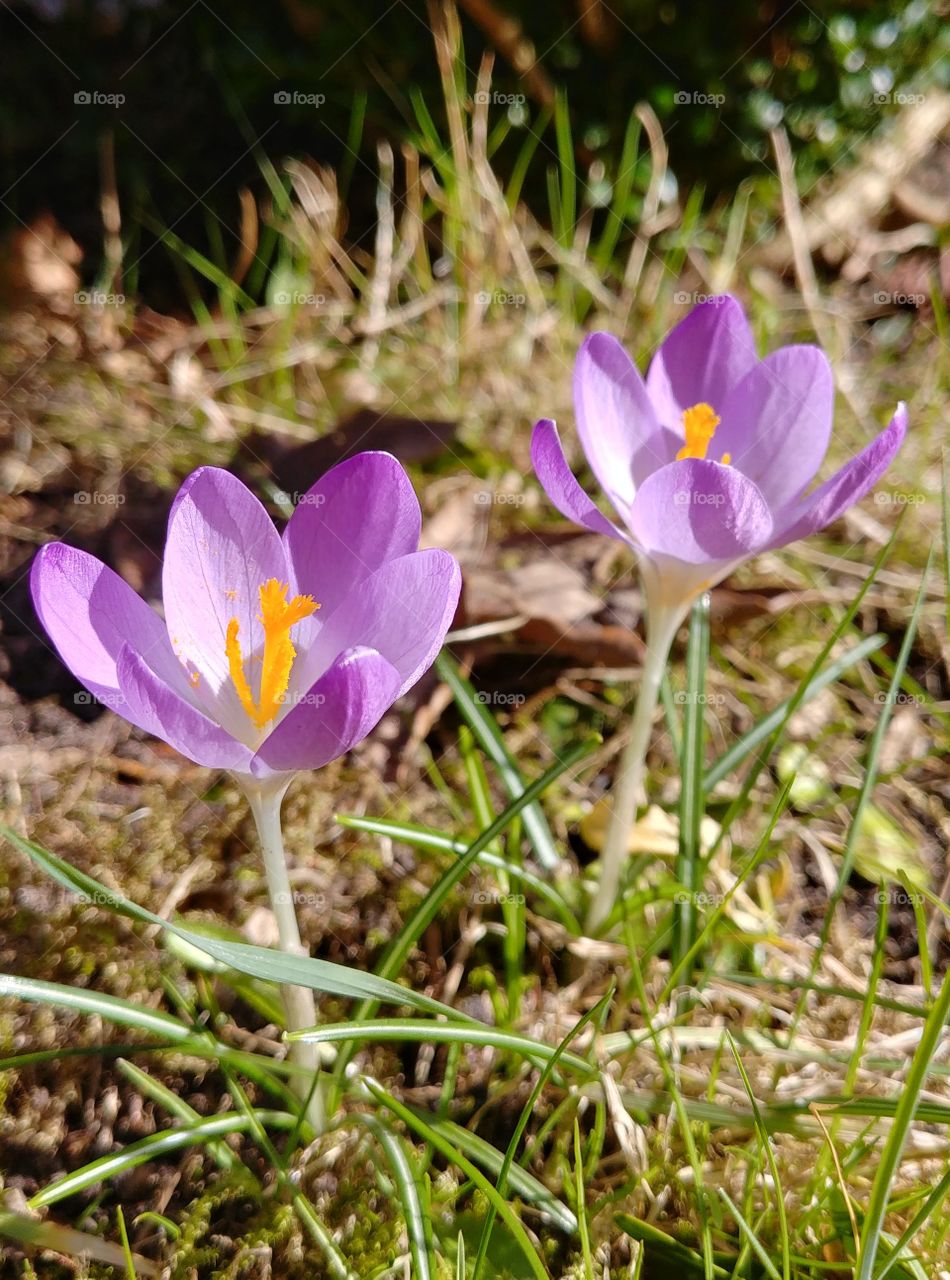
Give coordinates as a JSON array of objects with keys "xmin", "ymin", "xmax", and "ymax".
[
  {"xmin": 30, "ymin": 543, "xmax": 188, "ymax": 711},
  {"xmin": 574, "ymin": 333, "xmax": 666, "ymax": 504},
  {"xmin": 284, "ymin": 452, "xmax": 422, "ymax": 628},
  {"xmin": 117, "ymin": 645, "xmax": 254, "ymax": 771},
  {"xmin": 162, "ymin": 467, "xmax": 288, "ymax": 733},
  {"xmin": 292, "ymin": 549, "xmax": 460, "ymax": 699},
  {"xmin": 530, "ymin": 419, "xmax": 630, "ymax": 542},
  {"xmin": 253, "ymin": 646, "xmax": 402, "ymax": 774},
  {"xmin": 646, "ymin": 295, "xmax": 758, "ymax": 428},
  {"xmin": 768, "ymin": 403, "xmax": 908, "ymax": 549},
  {"xmin": 629, "ymin": 458, "xmax": 773, "ymax": 563},
  {"xmin": 715, "ymin": 345, "xmax": 835, "ymax": 508}
]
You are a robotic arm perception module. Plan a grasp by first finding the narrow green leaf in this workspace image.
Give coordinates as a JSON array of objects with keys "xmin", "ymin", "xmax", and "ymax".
[
  {"xmin": 29, "ymin": 1112, "xmax": 297, "ymax": 1209},
  {"xmin": 290, "ymin": 1017, "xmax": 595, "ymax": 1080},
  {"xmin": 0, "ymin": 828, "xmax": 472, "ymax": 1024},
  {"xmin": 436, "ymin": 651, "xmax": 561, "ymax": 869},
  {"xmin": 334, "ymin": 814, "xmax": 579, "ymax": 932},
  {"xmin": 358, "ymin": 1115, "xmax": 431, "ymax": 1280},
  {"xmin": 673, "ymin": 593, "xmax": 709, "ymax": 968},
  {"xmin": 329, "ymin": 735, "xmax": 598, "ymax": 1099},
  {"xmin": 363, "ymin": 1078, "xmax": 550, "ymax": 1280},
  {"xmin": 703, "ymin": 633, "xmax": 886, "ymax": 792},
  {"xmin": 856, "ymin": 962, "xmax": 950, "ymax": 1280}
]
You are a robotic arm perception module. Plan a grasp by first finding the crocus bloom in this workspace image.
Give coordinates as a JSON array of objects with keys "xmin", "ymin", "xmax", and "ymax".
[
  {"xmin": 531, "ymin": 295, "xmax": 907, "ymax": 620},
  {"xmin": 32, "ymin": 453, "xmax": 461, "ymax": 781}
]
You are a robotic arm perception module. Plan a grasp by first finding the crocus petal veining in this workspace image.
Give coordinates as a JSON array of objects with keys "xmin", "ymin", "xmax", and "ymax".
[
  {"xmin": 532, "ymin": 294, "xmax": 906, "ymax": 623},
  {"xmin": 31, "ymin": 452, "xmax": 462, "ymax": 781}
]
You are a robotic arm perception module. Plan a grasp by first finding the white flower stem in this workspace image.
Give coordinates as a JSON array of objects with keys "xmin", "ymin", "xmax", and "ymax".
[
  {"xmin": 586, "ymin": 606, "xmax": 684, "ymax": 935},
  {"xmin": 241, "ymin": 778, "xmax": 326, "ymax": 1133}
]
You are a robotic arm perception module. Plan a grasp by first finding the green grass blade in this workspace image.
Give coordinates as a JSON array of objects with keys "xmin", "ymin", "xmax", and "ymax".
[
  {"xmin": 335, "ymin": 814, "xmax": 579, "ymax": 931},
  {"xmin": 573, "ymin": 1118, "xmax": 594, "ymax": 1280},
  {"xmin": 703, "ymin": 632, "xmax": 886, "ymax": 792},
  {"xmin": 0, "ymin": 972, "xmax": 198, "ymax": 1044},
  {"xmin": 436, "ymin": 651, "xmax": 561, "ymax": 869},
  {"xmin": 789, "ymin": 552, "xmax": 933, "ymax": 1037},
  {"xmin": 362, "ymin": 1077, "xmax": 550, "ymax": 1280},
  {"xmin": 1, "ymin": 828, "xmax": 471, "ymax": 1023},
  {"xmin": 717, "ymin": 1189, "xmax": 782, "ymax": 1280},
  {"xmin": 471, "ymin": 992, "xmax": 608, "ymax": 1276},
  {"xmin": 0, "ymin": 1211, "xmax": 158, "ymax": 1276},
  {"xmin": 708, "ymin": 526, "xmax": 901, "ymax": 858},
  {"xmin": 328, "ymin": 733, "xmax": 598, "ymax": 1097},
  {"xmin": 615, "ymin": 1215, "xmax": 730, "ymax": 1278},
  {"xmin": 873, "ymin": 1166, "xmax": 950, "ymax": 1280},
  {"xmin": 358, "ymin": 1115, "xmax": 432, "ymax": 1280},
  {"xmin": 728, "ymin": 1035, "xmax": 791, "ymax": 1280},
  {"xmin": 289, "ymin": 1017, "xmax": 595, "ymax": 1079},
  {"xmin": 673, "ymin": 593, "xmax": 710, "ymax": 969},
  {"xmin": 116, "ymin": 1058, "xmax": 241, "ymax": 1173},
  {"xmin": 856, "ymin": 961, "xmax": 950, "ymax": 1280},
  {"xmin": 429, "ymin": 1117, "xmax": 576, "ymax": 1233},
  {"xmin": 29, "ymin": 1112, "xmax": 297, "ymax": 1209}
]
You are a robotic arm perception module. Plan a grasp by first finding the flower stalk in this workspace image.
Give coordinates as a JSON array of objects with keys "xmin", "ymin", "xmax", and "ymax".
[
  {"xmin": 586, "ymin": 604, "xmax": 684, "ymax": 935},
  {"xmin": 241, "ymin": 778, "xmax": 326, "ymax": 1133}
]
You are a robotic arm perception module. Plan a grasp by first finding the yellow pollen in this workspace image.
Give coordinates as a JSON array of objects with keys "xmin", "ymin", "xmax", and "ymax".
[
  {"xmin": 225, "ymin": 579, "xmax": 319, "ymax": 731},
  {"xmin": 676, "ymin": 402, "xmax": 721, "ymax": 461}
]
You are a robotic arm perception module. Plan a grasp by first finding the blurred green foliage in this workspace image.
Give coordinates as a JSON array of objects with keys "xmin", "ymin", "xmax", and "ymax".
[{"xmin": 1, "ymin": 0, "xmax": 946, "ymax": 298}]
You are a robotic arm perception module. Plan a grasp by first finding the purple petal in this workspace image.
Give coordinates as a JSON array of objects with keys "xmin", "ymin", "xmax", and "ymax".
[
  {"xmin": 574, "ymin": 333, "xmax": 667, "ymax": 504},
  {"xmin": 715, "ymin": 345, "xmax": 834, "ymax": 508},
  {"xmin": 284, "ymin": 452, "xmax": 422, "ymax": 626},
  {"xmin": 117, "ymin": 645, "xmax": 254, "ymax": 771},
  {"xmin": 530, "ymin": 419, "xmax": 630, "ymax": 541},
  {"xmin": 629, "ymin": 458, "xmax": 773, "ymax": 563},
  {"xmin": 253, "ymin": 646, "xmax": 402, "ymax": 774},
  {"xmin": 769, "ymin": 403, "xmax": 908, "ymax": 549},
  {"xmin": 292, "ymin": 549, "xmax": 460, "ymax": 698},
  {"xmin": 30, "ymin": 543, "xmax": 186, "ymax": 711},
  {"xmin": 646, "ymin": 295, "xmax": 758, "ymax": 429},
  {"xmin": 161, "ymin": 467, "xmax": 288, "ymax": 735}
]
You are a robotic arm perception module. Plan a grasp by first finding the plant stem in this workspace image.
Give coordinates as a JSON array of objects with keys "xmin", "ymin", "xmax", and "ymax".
[
  {"xmin": 586, "ymin": 606, "xmax": 683, "ymax": 935},
  {"xmin": 241, "ymin": 778, "xmax": 326, "ymax": 1133}
]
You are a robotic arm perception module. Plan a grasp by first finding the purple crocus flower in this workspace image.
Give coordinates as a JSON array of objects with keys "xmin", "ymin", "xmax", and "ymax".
[
  {"xmin": 31, "ymin": 453, "xmax": 461, "ymax": 782},
  {"xmin": 531, "ymin": 295, "xmax": 907, "ymax": 619}
]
